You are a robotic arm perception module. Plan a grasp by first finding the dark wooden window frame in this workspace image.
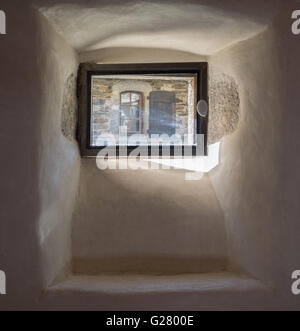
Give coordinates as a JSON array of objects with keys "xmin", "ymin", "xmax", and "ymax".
[{"xmin": 77, "ymin": 62, "xmax": 208, "ymax": 157}]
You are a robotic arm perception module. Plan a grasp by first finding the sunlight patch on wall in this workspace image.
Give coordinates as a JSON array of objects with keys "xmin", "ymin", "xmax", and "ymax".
[{"xmin": 146, "ymin": 142, "xmax": 220, "ymax": 173}]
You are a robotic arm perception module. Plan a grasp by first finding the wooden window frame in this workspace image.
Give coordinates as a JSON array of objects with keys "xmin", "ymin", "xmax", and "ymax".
[{"xmin": 77, "ymin": 62, "xmax": 208, "ymax": 157}]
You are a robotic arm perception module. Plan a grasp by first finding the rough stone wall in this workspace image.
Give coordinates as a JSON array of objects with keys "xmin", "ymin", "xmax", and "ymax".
[
  {"xmin": 208, "ymin": 70, "xmax": 240, "ymax": 144},
  {"xmin": 61, "ymin": 73, "xmax": 78, "ymax": 141}
]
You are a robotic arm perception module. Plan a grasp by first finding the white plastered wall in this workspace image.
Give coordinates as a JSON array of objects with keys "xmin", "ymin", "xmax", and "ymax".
[{"xmin": 208, "ymin": 5, "xmax": 300, "ymax": 307}]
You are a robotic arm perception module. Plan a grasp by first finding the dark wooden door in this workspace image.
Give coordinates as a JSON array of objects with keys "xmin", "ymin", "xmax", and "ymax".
[{"xmin": 149, "ymin": 91, "xmax": 176, "ymax": 136}]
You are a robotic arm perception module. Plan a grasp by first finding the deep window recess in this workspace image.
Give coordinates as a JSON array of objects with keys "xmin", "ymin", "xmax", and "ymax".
[{"xmin": 77, "ymin": 63, "xmax": 208, "ymax": 157}]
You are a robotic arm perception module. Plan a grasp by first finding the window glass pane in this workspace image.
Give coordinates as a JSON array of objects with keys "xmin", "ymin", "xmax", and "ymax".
[
  {"xmin": 123, "ymin": 119, "xmax": 139, "ymax": 133},
  {"xmin": 131, "ymin": 93, "xmax": 140, "ymax": 103},
  {"xmin": 131, "ymin": 106, "xmax": 140, "ymax": 118},
  {"xmin": 91, "ymin": 74, "xmax": 196, "ymax": 146},
  {"xmin": 121, "ymin": 93, "xmax": 130, "ymax": 104},
  {"xmin": 120, "ymin": 105, "xmax": 131, "ymax": 116}
]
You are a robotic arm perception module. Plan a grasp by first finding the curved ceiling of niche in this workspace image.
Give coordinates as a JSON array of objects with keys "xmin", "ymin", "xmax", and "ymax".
[{"xmin": 33, "ymin": 0, "xmax": 281, "ymax": 56}]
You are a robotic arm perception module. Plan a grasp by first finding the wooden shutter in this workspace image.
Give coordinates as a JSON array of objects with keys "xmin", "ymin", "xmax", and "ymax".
[{"xmin": 149, "ymin": 91, "xmax": 176, "ymax": 136}]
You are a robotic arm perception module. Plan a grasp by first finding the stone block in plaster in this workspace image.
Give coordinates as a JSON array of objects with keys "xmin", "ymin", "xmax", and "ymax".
[
  {"xmin": 208, "ymin": 71, "xmax": 240, "ymax": 144},
  {"xmin": 61, "ymin": 73, "xmax": 77, "ymax": 141}
]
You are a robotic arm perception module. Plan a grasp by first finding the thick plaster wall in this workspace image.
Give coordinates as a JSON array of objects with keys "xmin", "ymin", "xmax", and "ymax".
[
  {"xmin": 209, "ymin": 6, "xmax": 300, "ymax": 307},
  {"xmin": 0, "ymin": 2, "xmax": 80, "ymax": 309},
  {"xmin": 209, "ymin": 28, "xmax": 284, "ymax": 278},
  {"xmin": 37, "ymin": 11, "xmax": 80, "ymax": 286}
]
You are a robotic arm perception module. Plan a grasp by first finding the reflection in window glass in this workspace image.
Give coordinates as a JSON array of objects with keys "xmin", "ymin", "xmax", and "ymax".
[
  {"xmin": 120, "ymin": 92, "xmax": 143, "ymax": 135},
  {"xmin": 90, "ymin": 74, "xmax": 197, "ymax": 146}
]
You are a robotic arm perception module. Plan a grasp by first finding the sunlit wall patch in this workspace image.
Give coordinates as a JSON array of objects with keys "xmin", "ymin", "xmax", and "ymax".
[{"xmin": 147, "ymin": 142, "xmax": 220, "ymax": 175}]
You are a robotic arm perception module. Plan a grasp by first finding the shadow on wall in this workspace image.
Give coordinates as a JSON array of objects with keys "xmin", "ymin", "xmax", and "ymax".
[
  {"xmin": 79, "ymin": 47, "xmax": 208, "ymax": 63},
  {"xmin": 0, "ymin": 2, "xmax": 44, "ymax": 307},
  {"xmin": 73, "ymin": 256, "xmax": 227, "ymax": 275}
]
